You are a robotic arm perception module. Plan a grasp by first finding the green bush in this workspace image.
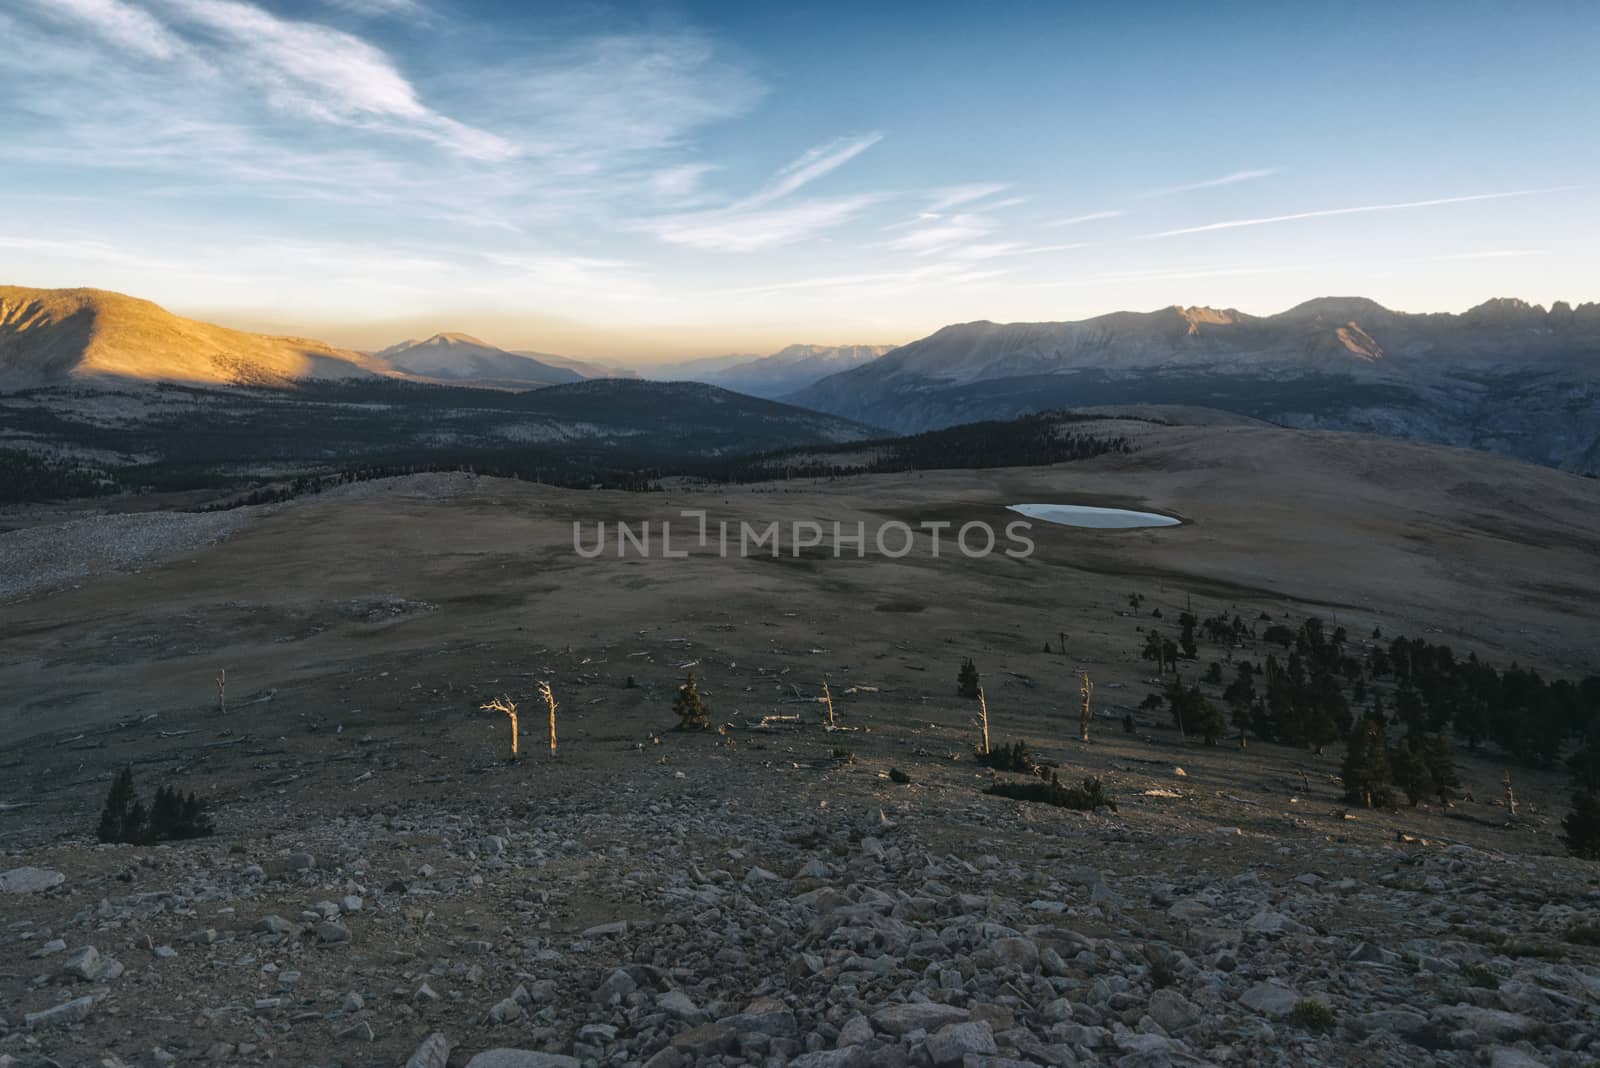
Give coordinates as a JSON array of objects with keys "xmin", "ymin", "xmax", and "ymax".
[
  {"xmin": 987, "ymin": 771, "xmax": 1116, "ymax": 812},
  {"xmin": 976, "ymin": 740, "xmax": 1044, "ymax": 777},
  {"xmin": 1289, "ymin": 1000, "xmax": 1335, "ymax": 1032}
]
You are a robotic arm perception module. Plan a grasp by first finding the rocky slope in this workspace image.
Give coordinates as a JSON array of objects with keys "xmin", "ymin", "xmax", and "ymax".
[
  {"xmin": 789, "ymin": 299, "xmax": 1600, "ymax": 471},
  {"xmin": 0, "ymin": 287, "xmax": 390, "ymax": 390},
  {"xmin": 3, "ymin": 722, "xmax": 1597, "ymax": 1068}
]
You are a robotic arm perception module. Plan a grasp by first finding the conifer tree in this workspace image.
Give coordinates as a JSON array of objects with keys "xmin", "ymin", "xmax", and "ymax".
[
  {"xmin": 97, "ymin": 767, "xmax": 140, "ymax": 845},
  {"xmin": 1342, "ymin": 719, "xmax": 1393, "ymax": 808},
  {"xmin": 957, "ymin": 657, "xmax": 980, "ymax": 700},
  {"xmin": 1561, "ymin": 790, "xmax": 1600, "ymax": 861}
]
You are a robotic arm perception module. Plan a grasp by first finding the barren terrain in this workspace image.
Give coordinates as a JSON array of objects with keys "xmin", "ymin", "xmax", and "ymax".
[{"xmin": 2, "ymin": 422, "xmax": 1598, "ymax": 1068}]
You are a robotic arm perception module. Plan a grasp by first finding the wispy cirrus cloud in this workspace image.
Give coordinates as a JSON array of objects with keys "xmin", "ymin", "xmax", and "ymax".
[
  {"xmin": 1149, "ymin": 188, "xmax": 1572, "ymax": 237},
  {"xmin": 1050, "ymin": 209, "xmax": 1124, "ymax": 228},
  {"xmin": 158, "ymin": 0, "xmax": 512, "ymax": 159},
  {"xmin": 1138, "ymin": 168, "xmax": 1278, "ymax": 199},
  {"xmin": 925, "ymin": 182, "xmax": 1010, "ymax": 212},
  {"xmin": 641, "ymin": 134, "xmax": 886, "ymax": 251},
  {"xmin": 646, "ymin": 195, "xmax": 884, "ymax": 253},
  {"xmin": 23, "ymin": 0, "xmax": 184, "ymax": 59},
  {"xmin": 321, "ymin": 0, "xmax": 426, "ymax": 17},
  {"xmin": 741, "ymin": 134, "xmax": 883, "ymax": 208}
]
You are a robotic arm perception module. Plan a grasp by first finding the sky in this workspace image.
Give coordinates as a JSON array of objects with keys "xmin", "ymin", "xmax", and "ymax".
[{"xmin": 2, "ymin": 0, "xmax": 1598, "ymax": 361}]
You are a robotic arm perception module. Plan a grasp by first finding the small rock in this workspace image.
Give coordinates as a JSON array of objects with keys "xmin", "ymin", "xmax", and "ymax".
[
  {"xmin": 871, "ymin": 1002, "xmax": 970, "ymax": 1036},
  {"xmin": 336, "ymin": 1019, "xmax": 375, "ymax": 1042},
  {"xmin": 925, "ymin": 1020, "xmax": 997, "ymax": 1065},
  {"xmin": 0, "ymin": 866, "xmax": 66, "ymax": 894},
  {"xmin": 1148, "ymin": 988, "xmax": 1201, "ymax": 1032},
  {"xmin": 464, "ymin": 1052, "xmax": 581, "ymax": 1068},
  {"xmin": 404, "ymin": 1032, "xmax": 452, "ymax": 1068},
  {"xmin": 487, "ymin": 997, "xmax": 524, "ymax": 1024},
  {"xmin": 1239, "ymin": 981, "xmax": 1299, "ymax": 1018},
  {"xmin": 594, "ymin": 967, "xmax": 637, "ymax": 1003},
  {"xmin": 26, "ymin": 995, "xmax": 95, "ymax": 1030}
]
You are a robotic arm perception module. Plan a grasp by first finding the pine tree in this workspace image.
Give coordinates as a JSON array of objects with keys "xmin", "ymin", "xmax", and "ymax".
[
  {"xmin": 1178, "ymin": 612, "xmax": 1198, "ymax": 660},
  {"xmin": 1224, "ymin": 662, "xmax": 1256, "ymax": 748},
  {"xmin": 1342, "ymin": 719, "xmax": 1393, "ymax": 808},
  {"xmin": 957, "ymin": 657, "xmax": 980, "ymax": 700},
  {"xmin": 673, "ymin": 672, "xmax": 709, "ymax": 730},
  {"xmin": 1561, "ymin": 789, "xmax": 1600, "ymax": 861},
  {"xmin": 1395, "ymin": 737, "xmax": 1435, "ymax": 807},
  {"xmin": 149, "ymin": 785, "xmax": 182, "ymax": 840},
  {"xmin": 125, "ymin": 799, "xmax": 148, "ymax": 845},
  {"xmin": 1424, "ymin": 734, "xmax": 1460, "ymax": 806},
  {"xmin": 97, "ymin": 767, "xmax": 140, "ymax": 845}
]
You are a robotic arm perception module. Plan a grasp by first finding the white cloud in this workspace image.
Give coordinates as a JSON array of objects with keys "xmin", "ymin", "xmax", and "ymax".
[
  {"xmin": 156, "ymin": 0, "xmax": 513, "ymax": 159},
  {"xmin": 1150, "ymin": 188, "xmax": 1567, "ymax": 237},
  {"xmin": 1050, "ymin": 210, "xmax": 1123, "ymax": 228},
  {"xmin": 742, "ymin": 134, "xmax": 883, "ymax": 208},
  {"xmin": 642, "ymin": 133, "xmax": 885, "ymax": 251},
  {"xmin": 321, "ymin": 0, "xmax": 425, "ymax": 17},
  {"xmin": 24, "ymin": 0, "xmax": 183, "ymax": 59},
  {"xmin": 647, "ymin": 196, "xmax": 883, "ymax": 253},
  {"xmin": 889, "ymin": 213, "xmax": 991, "ymax": 254},
  {"xmin": 926, "ymin": 182, "xmax": 1009, "ymax": 212},
  {"xmin": 476, "ymin": 34, "xmax": 764, "ymax": 175},
  {"xmin": 1138, "ymin": 168, "xmax": 1278, "ymax": 199}
]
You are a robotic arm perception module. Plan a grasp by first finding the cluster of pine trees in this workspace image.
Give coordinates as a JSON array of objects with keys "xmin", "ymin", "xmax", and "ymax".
[
  {"xmin": 1138, "ymin": 605, "xmax": 1600, "ymax": 857},
  {"xmin": 0, "ymin": 447, "xmax": 116, "ymax": 504},
  {"xmin": 706, "ymin": 413, "xmax": 1133, "ymax": 485},
  {"xmin": 96, "ymin": 768, "xmax": 214, "ymax": 845}
]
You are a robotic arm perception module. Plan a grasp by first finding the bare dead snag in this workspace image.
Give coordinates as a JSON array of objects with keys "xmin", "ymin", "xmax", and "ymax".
[
  {"xmin": 537, "ymin": 681, "xmax": 558, "ymax": 757},
  {"xmin": 1079, "ymin": 672, "xmax": 1094, "ymax": 744},
  {"xmin": 821, "ymin": 677, "xmax": 836, "ymax": 728},
  {"xmin": 216, "ymin": 670, "xmax": 226, "ymax": 717},
  {"xmin": 481, "ymin": 696, "xmax": 519, "ymax": 759},
  {"xmin": 1503, "ymin": 769, "xmax": 1517, "ymax": 816},
  {"xmin": 976, "ymin": 687, "xmax": 991, "ymax": 756}
]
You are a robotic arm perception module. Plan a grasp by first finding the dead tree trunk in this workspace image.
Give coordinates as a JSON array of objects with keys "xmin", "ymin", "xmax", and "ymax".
[
  {"xmin": 1079, "ymin": 672, "xmax": 1094, "ymax": 743},
  {"xmin": 1503, "ymin": 770, "xmax": 1517, "ymax": 816},
  {"xmin": 821, "ymin": 677, "xmax": 836, "ymax": 728},
  {"xmin": 481, "ymin": 696, "xmax": 519, "ymax": 759},
  {"xmin": 538, "ymin": 681, "xmax": 557, "ymax": 757},
  {"xmin": 977, "ymin": 688, "xmax": 991, "ymax": 755},
  {"xmin": 216, "ymin": 670, "xmax": 226, "ymax": 717}
]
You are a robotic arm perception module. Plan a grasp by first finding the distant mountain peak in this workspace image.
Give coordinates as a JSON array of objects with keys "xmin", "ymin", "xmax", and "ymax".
[
  {"xmin": 1463, "ymin": 297, "xmax": 1547, "ymax": 322},
  {"xmin": 0, "ymin": 284, "xmax": 386, "ymax": 389},
  {"xmin": 1278, "ymin": 296, "xmax": 1395, "ymax": 322}
]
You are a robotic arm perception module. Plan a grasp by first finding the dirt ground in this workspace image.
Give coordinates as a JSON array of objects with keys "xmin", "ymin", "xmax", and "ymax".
[
  {"xmin": 2, "ymin": 421, "xmax": 1598, "ymax": 843},
  {"xmin": 1, "ymin": 422, "xmax": 1598, "ymax": 1067}
]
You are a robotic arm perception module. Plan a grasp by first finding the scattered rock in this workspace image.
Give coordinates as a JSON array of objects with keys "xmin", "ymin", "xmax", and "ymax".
[{"xmin": 0, "ymin": 867, "xmax": 65, "ymax": 894}]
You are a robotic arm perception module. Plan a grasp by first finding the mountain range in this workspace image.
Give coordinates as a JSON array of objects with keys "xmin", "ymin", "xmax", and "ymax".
[
  {"xmin": 651, "ymin": 344, "xmax": 897, "ymax": 399},
  {"xmin": 4, "ymin": 284, "xmax": 1598, "ymax": 474},
  {"xmin": 0, "ymin": 288, "xmax": 640, "ymax": 393},
  {"xmin": 0, "ymin": 285, "xmax": 389, "ymax": 390},
  {"xmin": 790, "ymin": 297, "xmax": 1600, "ymax": 472}
]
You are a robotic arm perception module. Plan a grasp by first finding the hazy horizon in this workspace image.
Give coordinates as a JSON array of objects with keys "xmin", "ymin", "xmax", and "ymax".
[
  {"xmin": 2, "ymin": 0, "xmax": 1597, "ymax": 359},
  {"xmin": 195, "ymin": 290, "xmax": 1599, "ymax": 365}
]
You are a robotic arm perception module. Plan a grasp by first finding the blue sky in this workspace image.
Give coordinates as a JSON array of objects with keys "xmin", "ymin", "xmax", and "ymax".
[{"xmin": 2, "ymin": 0, "xmax": 1596, "ymax": 358}]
